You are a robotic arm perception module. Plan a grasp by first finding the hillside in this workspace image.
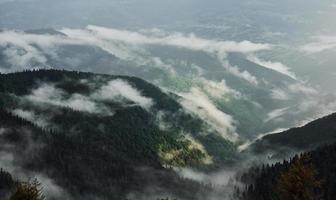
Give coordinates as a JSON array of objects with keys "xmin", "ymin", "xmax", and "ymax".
[
  {"xmin": 237, "ymin": 142, "xmax": 336, "ymax": 200},
  {"xmin": 0, "ymin": 69, "xmax": 236, "ymax": 199},
  {"xmin": 0, "ymin": 27, "xmax": 322, "ymax": 141},
  {"xmin": 235, "ymin": 108, "xmax": 336, "ymax": 200},
  {"xmin": 250, "ymin": 112, "xmax": 336, "ymax": 155}
]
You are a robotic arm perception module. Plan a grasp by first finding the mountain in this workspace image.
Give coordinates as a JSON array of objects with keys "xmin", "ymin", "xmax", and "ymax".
[
  {"xmin": 0, "ymin": 69, "xmax": 236, "ymax": 199},
  {"xmin": 237, "ymin": 142, "xmax": 336, "ymax": 200},
  {"xmin": 0, "ymin": 27, "xmax": 323, "ymax": 142},
  {"xmin": 233, "ymin": 106, "xmax": 336, "ymax": 200},
  {"xmin": 249, "ymin": 112, "xmax": 336, "ymax": 156}
]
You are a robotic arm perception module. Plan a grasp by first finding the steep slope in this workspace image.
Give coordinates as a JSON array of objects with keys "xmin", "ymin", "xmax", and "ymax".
[
  {"xmin": 250, "ymin": 112, "xmax": 336, "ymax": 155},
  {"xmin": 227, "ymin": 53, "xmax": 295, "ymax": 85},
  {"xmin": 0, "ymin": 27, "xmax": 322, "ymax": 141},
  {"xmin": 236, "ymin": 110, "xmax": 336, "ymax": 199},
  {"xmin": 0, "ymin": 69, "xmax": 234, "ymax": 199},
  {"xmin": 237, "ymin": 143, "xmax": 336, "ymax": 200}
]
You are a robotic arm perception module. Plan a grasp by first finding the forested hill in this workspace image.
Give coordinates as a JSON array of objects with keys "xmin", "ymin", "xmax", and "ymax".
[
  {"xmin": 249, "ymin": 112, "xmax": 336, "ymax": 155},
  {"xmin": 0, "ymin": 69, "xmax": 180, "ymax": 112},
  {"xmin": 236, "ymin": 111, "xmax": 336, "ymax": 200},
  {"xmin": 237, "ymin": 142, "xmax": 336, "ymax": 200},
  {"xmin": 0, "ymin": 69, "xmax": 235, "ymax": 199}
]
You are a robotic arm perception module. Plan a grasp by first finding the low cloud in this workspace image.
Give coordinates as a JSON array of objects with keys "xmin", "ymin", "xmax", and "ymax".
[
  {"xmin": 179, "ymin": 87, "xmax": 239, "ymax": 142},
  {"xmin": 174, "ymin": 167, "xmax": 248, "ymax": 200},
  {"xmin": 264, "ymin": 107, "xmax": 289, "ymax": 123},
  {"xmin": 300, "ymin": 36, "xmax": 336, "ymax": 53},
  {"xmin": 0, "ymin": 133, "xmax": 71, "ymax": 200},
  {"xmin": 248, "ymin": 55, "xmax": 297, "ymax": 79},
  {"xmin": 0, "ymin": 30, "xmax": 84, "ymax": 72},
  {"xmin": 218, "ymin": 58, "xmax": 259, "ymax": 85},
  {"xmin": 266, "ymin": 81, "xmax": 336, "ymax": 141},
  {"xmin": 19, "ymin": 79, "xmax": 154, "ymax": 117},
  {"xmin": 271, "ymin": 88, "xmax": 290, "ymax": 100},
  {"xmin": 25, "ymin": 83, "xmax": 109, "ymax": 114},
  {"xmin": 288, "ymin": 82, "xmax": 318, "ymax": 95},
  {"xmin": 270, "ymin": 82, "xmax": 317, "ymax": 101},
  {"xmin": 62, "ymin": 25, "xmax": 271, "ymax": 55},
  {"xmin": 34, "ymin": 174, "xmax": 72, "ymax": 200},
  {"xmin": 176, "ymin": 168, "xmax": 236, "ymax": 187},
  {"xmin": 93, "ymin": 79, "xmax": 154, "ymax": 110},
  {"xmin": 226, "ymin": 64, "xmax": 259, "ymax": 85},
  {"xmin": 200, "ymin": 78, "xmax": 241, "ymax": 99},
  {"xmin": 0, "ymin": 26, "xmax": 272, "ymax": 86},
  {"xmin": 62, "ymin": 26, "xmax": 271, "ymax": 85},
  {"xmin": 12, "ymin": 109, "xmax": 52, "ymax": 128},
  {"xmin": 0, "ymin": 128, "xmax": 6, "ymax": 135},
  {"xmin": 238, "ymin": 128, "xmax": 288, "ymax": 152}
]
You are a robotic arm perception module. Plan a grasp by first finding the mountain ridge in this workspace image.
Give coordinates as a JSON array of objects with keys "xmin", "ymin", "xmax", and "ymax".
[
  {"xmin": 0, "ymin": 69, "xmax": 236, "ymax": 199},
  {"xmin": 248, "ymin": 110, "xmax": 336, "ymax": 157}
]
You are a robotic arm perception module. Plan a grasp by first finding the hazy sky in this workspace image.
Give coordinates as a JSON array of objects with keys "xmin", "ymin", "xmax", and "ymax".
[{"xmin": 1, "ymin": 0, "xmax": 335, "ymax": 33}]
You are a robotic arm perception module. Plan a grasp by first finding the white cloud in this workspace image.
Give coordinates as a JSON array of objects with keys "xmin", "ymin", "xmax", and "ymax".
[
  {"xmin": 200, "ymin": 78, "xmax": 241, "ymax": 99},
  {"xmin": 288, "ymin": 83, "xmax": 318, "ymax": 95},
  {"xmin": 248, "ymin": 55, "xmax": 297, "ymax": 79},
  {"xmin": 22, "ymin": 79, "xmax": 153, "ymax": 115},
  {"xmin": 0, "ymin": 128, "xmax": 6, "ymax": 135},
  {"xmin": 93, "ymin": 79, "xmax": 154, "ymax": 110},
  {"xmin": 0, "ymin": 30, "xmax": 84, "ymax": 72},
  {"xmin": 270, "ymin": 82, "xmax": 318, "ymax": 101},
  {"xmin": 264, "ymin": 107, "xmax": 289, "ymax": 123},
  {"xmin": 0, "ymin": 26, "xmax": 272, "ymax": 87},
  {"xmin": 62, "ymin": 25, "xmax": 271, "ymax": 55},
  {"xmin": 2, "ymin": 45, "xmax": 46, "ymax": 68},
  {"xmin": 61, "ymin": 26, "xmax": 270, "ymax": 84},
  {"xmin": 34, "ymin": 174, "xmax": 72, "ymax": 200},
  {"xmin": 179, "ymin": 88, "xmax": 239, "ymax": 142},
  {"xmin": 25, "ymin": 83, "xmax": 106, "ymax": 114},
  {"xmin": 175, "ymin": 167, "xmax": 236, "ymax": 186},
  {"xmin": 219, "ymin": 59, "xmax": 258, "ymax": 85},
  {"xmin": 238, "ymin": 128, "xmax": 288, "ymax": 152},
  {"xmin": 271, "ymin": 88, "xmax": 290, "ymax": 100},
  {"xmin": 174, "ymin": 167, "xmax": 241, "ymax": 200},
  {"xmin": 13, "ymin": 109, "xmax": 51, "ymax": 128},
  {"xmin": 227, "ymin": 65, "xmax": 259, "ymax": 85},
  {"xmin": 300, "ymin": 35, "xmax": 336, "ymax": 53}
]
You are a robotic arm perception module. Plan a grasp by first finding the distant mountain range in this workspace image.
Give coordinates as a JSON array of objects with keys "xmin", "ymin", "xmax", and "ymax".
[
  {"xmin": 1, "ymin": 27, "xmax": 326, "ymax": 142},
  {"xmin": 1, "ymin": 1, "xmax": 336, "ymax": 199}
]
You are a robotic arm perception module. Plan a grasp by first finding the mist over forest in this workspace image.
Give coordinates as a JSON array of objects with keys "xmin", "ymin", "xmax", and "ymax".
[{"xmin": 1, "ymin": 1, "xmax": 336, "ymax": 200}]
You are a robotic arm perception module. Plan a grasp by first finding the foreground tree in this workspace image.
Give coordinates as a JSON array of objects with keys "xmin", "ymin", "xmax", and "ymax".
[
  {"xmin": 10, "ymin": 179, "xmax": 45, "ymax": 200},
  {"xmin": 277, "ymin": 155, "xmax": 323, "ymax": 200}
]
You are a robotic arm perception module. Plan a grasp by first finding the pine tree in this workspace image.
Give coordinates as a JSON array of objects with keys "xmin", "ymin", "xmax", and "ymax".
[
  {"xmin": 10, "ymin": 179, "xmax": 45, "ymax": 200},
  {"xmin": 276, "ymin": 156, "xmax": 323, "ymax": 200}
]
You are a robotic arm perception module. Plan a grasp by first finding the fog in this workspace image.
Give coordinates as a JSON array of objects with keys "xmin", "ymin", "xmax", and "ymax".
[
  {"xmin": 1, "ymin": 0, "xmax": 336, "ymax": 199},
  {"xmin": 1, "ymin": 0, "xmax": 336, "ymax": 93}
]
